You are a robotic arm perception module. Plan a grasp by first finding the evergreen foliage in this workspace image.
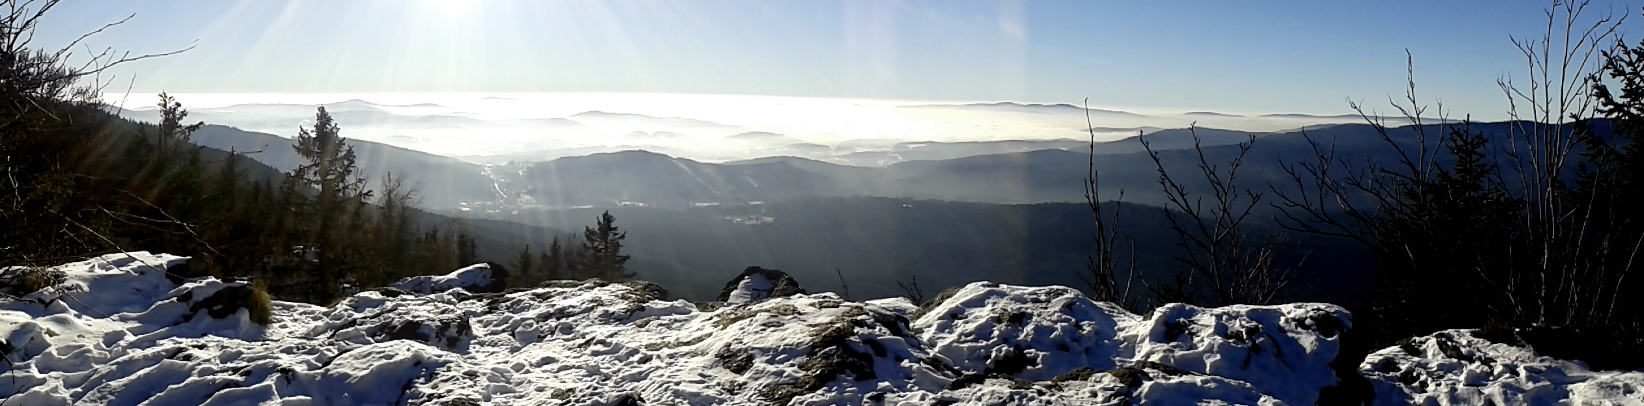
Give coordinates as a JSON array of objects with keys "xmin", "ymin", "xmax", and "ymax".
[
  {"xmin": 506, "ymin": 233, "xmax": 595, "ymax": 288},
  {"xmin": 0, "ymin": 0, "xmax": 514, "ymax": 304},
  {"xmin": 581, "ymin": 211, "xmax": 631, "ymax": 281},
  {"xmin": 276, "ymin": 107, "xmax": 373, "ymax": 300},
  {"xmin": 544, "ymin": 237, "xmax": 565, "ymax": 280},
  {"xmin": 1359, "ymin": 125, "xmax": 1521, "ymax": 345},
  {"xmin": 511, "ymin": 244, "xmax": 537, "ymax": 286}
]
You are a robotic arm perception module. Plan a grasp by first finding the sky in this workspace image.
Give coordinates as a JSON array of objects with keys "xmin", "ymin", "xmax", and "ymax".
[{"xmin": 33, "ymin": 0, "xmax": 1643, "ymax": 120}]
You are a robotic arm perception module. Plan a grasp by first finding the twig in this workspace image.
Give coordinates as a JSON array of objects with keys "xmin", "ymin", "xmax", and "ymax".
[{"xmin": 834, "ymin": 269, "xmax": 851, "ymax": 301}]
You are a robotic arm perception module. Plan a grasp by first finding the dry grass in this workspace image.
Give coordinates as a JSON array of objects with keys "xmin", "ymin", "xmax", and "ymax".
[
  {"xmin": 244, "ymin": 279, "xmax": 275, "ymax": 325},
  {"xmin": 3, "ymin": 266, "xmax": 66, "ymax": 296}
]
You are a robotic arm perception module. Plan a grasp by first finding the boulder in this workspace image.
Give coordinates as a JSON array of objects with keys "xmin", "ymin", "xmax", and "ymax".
[
  {"xmin": 311, "ymin": 291, "xmax": 476, "ymax": 352},
  {"xmin": 392, "ymin": 262, "xmax": 509, "ymax": 294},
  {"xmin": 714, "ymin": 266, "xmax": 806, "ymax": 304},
  {"xmin": 1362, "ymin": 329, "xmax": 1644, "ymax": 406}
]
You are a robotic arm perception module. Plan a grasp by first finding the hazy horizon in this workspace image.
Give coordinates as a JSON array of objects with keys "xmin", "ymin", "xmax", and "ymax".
[
  {"xmin": 51, "ymin": 0, "xmax": 1630, "ymax": 164},
  {"xmin": 109, "ymin": 91, "xmax": 1401, "ymax": 162},
  {"xmin": 45, "ymin": 1, "xmax": 1629, "ymax": 126}
]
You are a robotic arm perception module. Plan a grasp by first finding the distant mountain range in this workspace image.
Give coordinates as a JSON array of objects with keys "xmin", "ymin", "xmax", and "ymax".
[
  {"xmin": 121, "ymin": 101, "xmax": 569, "ymax": 133},
  {"xmin": 494, "ymin": 122, "xmax": 1442, "ymax": 208},
  {"xmin": 120, "ymin": 98, "xmax": 1467, "ymax": 177},
  {"xmin": 163, "ymin": 110, "xmax": 1583, "ymax": 307},
  {"xmin": 528, "ymin": 120, "xmax": 1605, "ymax": 213},
  {"xmin": 181, "ymin": 111, "xmax": 1572, "ymax": 217},
  {"xmin": 453, "ymin": 136, "xmax": 1114, "ymax": 167},
  {"xmin": 569, "ymin": 111, "xmax": 738, "ymax": 129},
  {"xmin": 102, "ymin": 114, "xmax": 565, "ymax": 266},
  {"xmin": 1185, "ymin": 111, "xmax": 1245, "ymax": 118},
  {"xmin": 902, "ymin": 101, "xmax": 1145, "ymax": 117}
]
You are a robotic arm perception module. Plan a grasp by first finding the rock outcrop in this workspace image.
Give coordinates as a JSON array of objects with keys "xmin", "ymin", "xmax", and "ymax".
[
  {"xmin": 1361, "ymin": 329, "xmax": 1644, "ymax": 405},
  {"xmin": 390, "ymin": 262, "xmax": 508, "ymax": 294},
  {"xmin": 4, "ymin": 253, "xmax": 1637, "ymax": 405},
  {"xmin": 715, "ymin": 266, "xmax": 806, "ymax": 304}
]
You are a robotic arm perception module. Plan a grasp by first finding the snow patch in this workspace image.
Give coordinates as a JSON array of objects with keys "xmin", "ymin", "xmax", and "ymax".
[{"xmin": 389, "ymin": 263, "xmax": 503, "ymax": 294}]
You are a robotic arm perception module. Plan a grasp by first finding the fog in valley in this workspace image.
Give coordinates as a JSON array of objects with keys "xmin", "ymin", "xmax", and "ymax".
[{"xmin": 112, "ymin": 92, "xmax": 1385, "ymax": 164}]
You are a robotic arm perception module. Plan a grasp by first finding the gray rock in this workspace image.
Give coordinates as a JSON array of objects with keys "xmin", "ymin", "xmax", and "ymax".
[{"xmin": 715, "ymin": 266, "xmax": 805, "ymax": 304}]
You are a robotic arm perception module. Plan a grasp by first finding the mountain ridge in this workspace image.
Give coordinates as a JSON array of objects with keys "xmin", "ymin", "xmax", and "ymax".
[{"xmin": 189, "ymin": 125, "xmax": 499, "ymax": 209}]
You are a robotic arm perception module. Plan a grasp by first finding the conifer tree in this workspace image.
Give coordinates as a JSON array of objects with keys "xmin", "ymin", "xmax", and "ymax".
[
  {"xmin": 512, "ymin": 245, "xmax": 538, "ymax": 287},
  {"xmin": 155, "ymin": 92, "xmax": 202, "ymax": 159},
  {"xmin": 543, "ymin": 236, "xmax": 565, "ymax": 280},
  {"xmin": 285, "ymin": 107, "xmax": 371, "ymax": 298},
  {"xmin": 456, "ymin": 233, "xmax": 478, "ymax": 266},
  {"xmin": 581, "ymin": 211, "xmax": 631, "ymax": 281}
]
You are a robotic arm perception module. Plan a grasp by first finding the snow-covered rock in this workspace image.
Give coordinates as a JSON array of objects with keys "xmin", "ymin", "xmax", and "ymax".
[
  {"xmin": 5, "ymin": 257, "xmax": 1368, "ymax": 405},
  {"xmin": 390, "ymin": 262, "xmax": 506, "ymax": 294},
  {"xmin": 0, "ymin": 252, "xmax": 272, "ymax": 405},
  {"xmin": 913, "ymin": 282, "xmax": 1350, "ymax": 406},
  {"xmin": 1361, "ymin": 329, "xmax": 1644, "ymax": 405},
  {"xmin": 1125, "ymin": 302, "xmax": 1350, "ymax": 405},
  {"xmin": 716, "ymin": 266, "xmax": 805, "ymax": 304},
  {"xmin": 914, "ymin": 283, "xmax": 1128, "ymax": 380},
  {"xmin": 308, "ymin": 289, "xmax": 476, "ymax": 352}
]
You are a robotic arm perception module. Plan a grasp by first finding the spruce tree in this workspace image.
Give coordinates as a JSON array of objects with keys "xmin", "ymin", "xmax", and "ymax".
[
  {"xmin": 286, "ymin": 107, "xmax": 371, "ymax": 299},
  {"xmin": 155, "ymin": 92, "xmax": 202, "ymax": 159},
  {"xmin": 512, "ymin": 244, "xmax": 537, "ymax": 287},
  {"xmin": 581, "ymin": 211, "xmax": 631, "ymax": 281},
  {"xmin": 543, "ymin": 236, "xmax": 564, "ymax": 280}
]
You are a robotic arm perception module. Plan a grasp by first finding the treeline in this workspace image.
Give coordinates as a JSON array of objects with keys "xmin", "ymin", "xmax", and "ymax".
[
  {"xmin": 2, "ymin": 90, "xmax": 635, "ymax": 304},
  {"xmin": 1294, "ymin": 4, "xmax": 1642, "ymax": 360},
  {"xmin": 0, "ymin": 86, "xmax": 492, "ymax": 302},
  {"xmin": 0, "ymin": 1, "xmax": 604, "ymax": 303},
  {"xmin": 1079, "ymin": 2, "xmax": 1642, "ymax": 370},
  {"xmin": 259, "ymin": 105, "xmax": 508, "ymax": 302},
  {"xmin": 509, "ymin": 210, "xmax": 633, "ymax": 287}
]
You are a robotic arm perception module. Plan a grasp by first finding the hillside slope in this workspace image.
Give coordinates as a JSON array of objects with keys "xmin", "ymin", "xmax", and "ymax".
[
  {"xmin": 480, "ymin": 197, "xmax": 1370, "ymax": 303},
  {"xmin": 190, "ymin": 125, "xmax": 499, "ymax": 209},
  {"xmin": 500, "ymin": 121, "xmax": 1591, "ymax": 208}
]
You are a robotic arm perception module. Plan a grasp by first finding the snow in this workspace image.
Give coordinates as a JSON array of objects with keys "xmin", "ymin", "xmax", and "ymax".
[
  {"xmin": 913, "ymin": 283, "xmax": 1349, "ymax": 405},
  {"xmin": 0, "ymin": 252, "xmax": 271, "ymax": 405},
  {"xmin": 6, "ymin": 253, "xmax": 1631, "ymax": 405},
  {"xmin": 389, "ymin": 263, "xmax": 500, "ymax": 294},
  {"xmin": 725, "ymin": 273, "xmax": 775, "ymax": 304},
  {"xmin": 1125, "ymin": 302, "xmax": 1350, "ymax": 405},
  {"xmin": 1361, "ymin": 329, "xmax": 1644, "ymax": 406}
]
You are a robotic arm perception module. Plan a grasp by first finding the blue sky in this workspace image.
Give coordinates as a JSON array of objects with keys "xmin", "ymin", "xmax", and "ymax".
[{"xmin": 36, "ymin": 0, "xmax": 1639, "ymax": 119}]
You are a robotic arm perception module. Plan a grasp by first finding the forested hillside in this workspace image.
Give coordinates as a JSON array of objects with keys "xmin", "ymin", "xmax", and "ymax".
[
  {"xmin": 0, "ymin": 15, "xmax": 550, "ymax": 303},
  {"xmin": 476, "ymin": 197, "xmax": 1371, "ymax": 303}
]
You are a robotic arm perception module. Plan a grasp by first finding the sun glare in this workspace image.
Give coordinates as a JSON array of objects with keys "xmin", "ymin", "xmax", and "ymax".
[{"xmin": 426, "ymin": 0, "xmax": 478, "ymax": 13}]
